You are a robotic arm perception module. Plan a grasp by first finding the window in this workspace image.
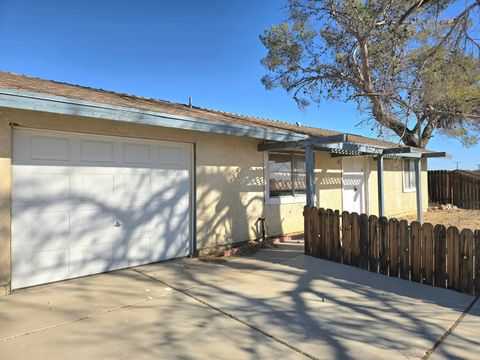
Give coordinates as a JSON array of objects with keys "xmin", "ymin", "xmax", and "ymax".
[
  {"xmin": 403, "ymin": 159, "xmax": 416, "ymax": 192},
  {"xmin": 268, "ymin": 152, "xmax": 306, "ymax": 199}
]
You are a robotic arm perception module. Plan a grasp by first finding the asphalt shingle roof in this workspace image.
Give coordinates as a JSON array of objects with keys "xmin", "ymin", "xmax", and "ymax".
[{"xmin": 0, "ymin": 71, "xmax": 404, "ymax": 148}]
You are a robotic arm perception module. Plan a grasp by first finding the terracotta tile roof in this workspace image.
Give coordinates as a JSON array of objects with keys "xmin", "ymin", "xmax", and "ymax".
[{"xmin": 0, "ymin": 71, "xmax": 403, "ymax": 148}]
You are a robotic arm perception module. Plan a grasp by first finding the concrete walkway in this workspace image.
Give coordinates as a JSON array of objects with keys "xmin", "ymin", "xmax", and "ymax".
[{"xmin": 0, "ymin": 240, "xmax": 478, "ymax": 359}]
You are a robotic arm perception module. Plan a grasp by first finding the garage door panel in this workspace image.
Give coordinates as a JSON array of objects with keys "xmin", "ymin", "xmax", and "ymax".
[
  {"xmin": 12, "ymin": 247, "xmax": 71, "ymax": 289},
  {"xmin": 13, "ymin": 171, "xmax": 71, "ymax": 206},
  {"xmin": 157, "ymin": 144, "xmax": 185, "ymax": 166},
  {"xmin": 123, "ymin": 236, "xmax": 152, "ymax": 266},
  {"xmin": 31, "ymin": 135, "xmax": 71, "ymax": 161},
  {"xmin": 12, "ymin": 129, "xmax": 192, "ymax": 289},
  {"xmin": 122, "ymin": 143, "xmax": 153, "ymax": 164},
  {"xmin": 12, "ymin": 206, "xmax": 72, "ymax": 246},
  {"xmin": 72, "ymin": 208, "xmax": 117, "ymax": 241},
  {"xmin": 80, "ymin": 139, "xmax": 115, "ymax": 163},
  {"xmin": 71, "ymin": 241, "xmax": 116, "ymax": 276},
  {"xmin": 81, "ymin": 173, "xmax": 115, "ymax": 198},
  {"xmin": 116, "ymin": 173, "xmax": 152, "ymax": 198}
]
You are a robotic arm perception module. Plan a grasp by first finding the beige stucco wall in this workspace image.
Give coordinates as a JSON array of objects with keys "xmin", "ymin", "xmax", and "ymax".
[
  {"xmin": 367, "ymin": 157, "xmax": 428, "ymax": 218},
  {"xmin": 315, "ymin": 152, "xmax": 343, "ymax": 210},
  {"xmin": 0, "ymin": 107, "xmax": 427, "ymax": 294}
]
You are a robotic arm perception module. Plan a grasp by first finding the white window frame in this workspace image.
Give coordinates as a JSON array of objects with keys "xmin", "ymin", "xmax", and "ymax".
[
  {"xmin": 264, "ymin": 151, "xmax": 307, "ymax": 205},
  {"xmin": 403, "ymin": 159, "xmax": 417, "ymax": 192}
]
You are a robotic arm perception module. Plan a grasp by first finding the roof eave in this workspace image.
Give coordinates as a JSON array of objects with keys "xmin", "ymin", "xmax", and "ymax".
[{"xmin": 0, "ymin": 87, "xmax": 309, "ymax": 142}]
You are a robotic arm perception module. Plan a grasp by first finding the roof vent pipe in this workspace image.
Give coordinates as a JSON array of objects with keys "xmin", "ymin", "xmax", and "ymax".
[{"xmin": 188, "ymin": 97, "xmax": 192, "ymax": 108}]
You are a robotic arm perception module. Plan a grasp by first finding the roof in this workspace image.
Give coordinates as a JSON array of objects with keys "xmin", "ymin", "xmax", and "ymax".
[{"xmin": 0, "ymin": 71, "xmax": 404, "ymax": 149}]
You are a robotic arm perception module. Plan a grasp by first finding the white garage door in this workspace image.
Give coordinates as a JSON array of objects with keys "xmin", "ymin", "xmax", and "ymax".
[{"xmin": 12, "ymin": 129, "xmax": 192, "ymax": 289}]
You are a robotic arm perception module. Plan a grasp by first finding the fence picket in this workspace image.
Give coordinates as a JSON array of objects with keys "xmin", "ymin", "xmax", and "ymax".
[
  {"xmin": 459, "ymin": 229, "xmax": 474, "ymax": 294},
  {"xmin": 304, "ymin": 207, "xmax": 315, "ymax": 255},
  {"xmin": 369, "ymin": 215, "xmax": 379, "ymax": 273},
  {"xmin": 332, "ymin": 210, "xmax": 341, "ymax": 262},
  {"xmin": 410, "ymin": 221, "xmax": 422, "ymax": 283},
  {"xmin": 389, "ymin": 219, "xmax": 399, "ymax": 278},
  {"xmin": 304, "ymin": 207, "xmax": 478, "ymax": 295},
  {"xmin": 341, "ymin": 211, "xmax": 351, "ymax": 265},
  {"xmin": 378, "ymin": 217, "xmax": 389, "ymax": 275},
  {"xmin": 318, "ymin": 208, "xmax": 327, "ymax": 259},
  {"xmin": 359, "ymin": 214, "xmax": 369, "ymax": 270},
  {"xmin": 351, "ymin": 213, "xmax": 360, "ymax": 266},
  {"xmin": 399, "ymin": 220, "xmax": 410, "ymax": 280},
  {"xmin": 446, "ymin": 227, "xmax": 460, "ymax": 291},
  {"xmin": 428, "ymin": 170, "xmax": 480, "ymax": 210},
  {"xmin": 434, "ymin": 225, "xmax": 447, "ymax": 288},
  {"xmin": 475, "ymin": 230, "xmax": 480, "ymax": 296},
  {"xmin": 325, "ymin": 209, "xmax": 333, "ymax": 260},
  {"xmin": 422, "ymin": 223, "xmax": 434, "ymax": 285}
]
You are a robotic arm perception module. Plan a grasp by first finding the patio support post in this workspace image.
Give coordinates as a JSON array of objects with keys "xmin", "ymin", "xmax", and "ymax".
[
  {"xmin": 415, "ymin": 158, "xmax": 423, "ymax": 223},
  {"xmin": 377, "ymin": 155, "xmax": 385, "ymax": 217},
  {"xmin": 305, "ymin": 145, "xmax": 315, "ymax": 208}
]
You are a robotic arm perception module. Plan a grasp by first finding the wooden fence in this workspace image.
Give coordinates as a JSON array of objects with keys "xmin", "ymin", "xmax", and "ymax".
[
  {"xmin": 428, "ymin": 170, "xmax": 480, "ymax": 209},
  {"xmin": 304, "ymin": 207, "xmax": 480, "ymax": 296}
]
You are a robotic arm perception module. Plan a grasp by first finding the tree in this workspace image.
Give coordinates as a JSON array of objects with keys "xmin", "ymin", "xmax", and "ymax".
[{"xmin": 260, "ymin": 0, "xmax": 480, "ymax": 148}]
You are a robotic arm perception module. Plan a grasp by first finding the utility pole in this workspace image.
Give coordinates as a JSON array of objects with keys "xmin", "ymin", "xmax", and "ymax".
[
  {"xmin": 477, "ymin": 164, "xmax": 480, "ymax": 171},
  {"xmin": 455, "ymin": 162, "xmax": 461, "ymax": 170}
]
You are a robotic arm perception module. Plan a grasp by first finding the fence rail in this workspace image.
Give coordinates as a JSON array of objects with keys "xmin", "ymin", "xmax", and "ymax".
[
  {"xmin": 304, "ymin": 207, "xmax": 480, "ymax": 296},
  {"xmin": 428, "ymin": 170, "xmax": 480, "ymax": 209}
]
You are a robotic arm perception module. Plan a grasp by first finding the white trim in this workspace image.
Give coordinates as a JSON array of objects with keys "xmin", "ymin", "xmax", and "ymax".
[
  {"xmin": 263, "ymin": 151, "xmax": 309, "ymax": 206},
  {"xmin": 266, "ymin": 195, "xmax": 308, "ymax": 205},
  {"xmin": 402, "ymin": 159, "xmax": 417, "ymax": 193}
]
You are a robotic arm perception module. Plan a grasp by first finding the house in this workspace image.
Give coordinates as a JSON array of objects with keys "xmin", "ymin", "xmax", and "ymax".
[{"xmin": 0, "ymin": 72, "xmax": 445, "ymax": 294}]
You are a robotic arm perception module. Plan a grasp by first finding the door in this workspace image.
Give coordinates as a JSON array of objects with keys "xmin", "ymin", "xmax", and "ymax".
[
  {"xmin": 342, "ymin": 157, "xmax": 366, "ymax": 214},
  {"xmin": 12, "ymin": 129, "xmax": 192, "ymax": 289}
]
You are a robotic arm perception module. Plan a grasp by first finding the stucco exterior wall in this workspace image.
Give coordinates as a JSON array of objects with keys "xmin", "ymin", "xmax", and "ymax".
[
  {"xmin": 367, "ymin": 157, "xmax": 429, "ymax": 218},
  {"xmin": 0, "ymin": 107, "xmax": 428, "ymax": 294},
  {"xmin": 315, "ymin": 152, "xmax": 343, "ymax": 210}
]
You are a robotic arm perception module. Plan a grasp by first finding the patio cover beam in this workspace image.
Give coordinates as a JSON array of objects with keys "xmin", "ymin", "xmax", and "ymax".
[
  {"xmin": 257, "ymin": 134, "xmax": 347, "ymax": 152},
  {"xmin": 421, "ymin": 152, "xmax": 448, "ymax": 158}
]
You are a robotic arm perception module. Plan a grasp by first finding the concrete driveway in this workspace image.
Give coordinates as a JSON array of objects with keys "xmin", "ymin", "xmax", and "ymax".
[{"xmin": 0, "ymin": 240, "xmax": 478, "ymax": 359}]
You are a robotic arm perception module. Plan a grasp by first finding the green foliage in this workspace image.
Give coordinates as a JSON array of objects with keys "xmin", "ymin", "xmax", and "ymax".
[{"xmin": 260, "ymin": 0, "xmax": 480, "ymax": 148}]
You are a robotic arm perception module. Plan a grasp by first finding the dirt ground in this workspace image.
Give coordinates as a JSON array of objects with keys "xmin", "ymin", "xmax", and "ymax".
[{"xmin": 401, "ymin": 206, "xmax": 480, "ymax": 230}]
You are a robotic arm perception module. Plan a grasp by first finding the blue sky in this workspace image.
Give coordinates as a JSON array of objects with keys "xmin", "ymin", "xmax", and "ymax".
[{"xmin": 0, "ymin": 0, "xmax": 478, "ymax": 170}]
